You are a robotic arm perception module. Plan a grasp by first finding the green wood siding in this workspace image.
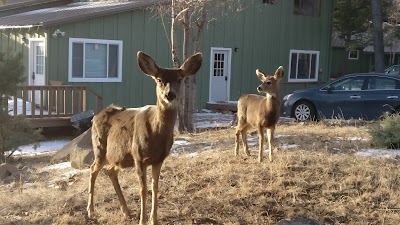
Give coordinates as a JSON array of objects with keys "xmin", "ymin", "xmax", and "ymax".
[
  {"xmin": 331, "ymin": 48, "xmax": 371, "ymax": 78},
  {"xmin": 2, "ymin": 0, "xmax": 334, "ymax": 111},
  {"xmin": 0, "ymin": 28, "xmax": 46, "ymax": 85}
]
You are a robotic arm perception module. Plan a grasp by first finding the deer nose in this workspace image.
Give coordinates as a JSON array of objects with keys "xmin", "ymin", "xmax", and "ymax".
[
  {"xmin": 165, "ymin": 92, "xmax": 176, "ymax": 101},
  {"xmin": 257, "ymin": 86, "xmax": 262, "ymax": 92}
]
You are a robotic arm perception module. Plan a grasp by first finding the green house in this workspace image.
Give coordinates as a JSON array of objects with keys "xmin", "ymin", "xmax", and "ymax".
[{"xmin": 0, "ymin": 0, "xmax": 335, "ymax": 112}]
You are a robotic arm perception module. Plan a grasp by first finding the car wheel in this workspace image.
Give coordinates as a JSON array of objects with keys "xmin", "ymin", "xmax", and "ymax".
[{"xmin": 292, "ymin": 101, "xmax": 316, "ymax": 121}]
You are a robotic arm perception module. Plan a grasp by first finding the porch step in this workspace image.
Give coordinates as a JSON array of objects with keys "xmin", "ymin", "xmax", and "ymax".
[
  {"xmin": 206, "ymin": 101, "xmax": 238, "ymax": 112},
  {"xmin": 27, "ymin": 117, "xmax": 71, "ymax": 129}
]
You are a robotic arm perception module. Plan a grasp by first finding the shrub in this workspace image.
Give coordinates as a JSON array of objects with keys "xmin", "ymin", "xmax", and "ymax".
[
  {"xmin": 368, "ymin": 113, "xmax": 400, "ymax": 149},
  {"xmin": 0, "ymin": 51, "xmax": 42, "ymax": 162}
]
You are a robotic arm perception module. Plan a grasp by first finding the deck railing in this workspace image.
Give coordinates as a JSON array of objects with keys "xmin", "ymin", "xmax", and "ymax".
[{"xmin": 7, "ymin": 85, "xmax": 103, "ymax": 118}]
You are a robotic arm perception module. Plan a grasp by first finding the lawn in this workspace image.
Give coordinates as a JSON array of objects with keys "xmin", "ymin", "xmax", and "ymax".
[{"xmin": 1, "ymin": 121, "xmax": 400, "ymax": 225}]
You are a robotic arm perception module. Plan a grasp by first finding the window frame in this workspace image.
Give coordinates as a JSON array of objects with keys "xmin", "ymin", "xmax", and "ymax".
[
  {"xmin": 288, "ymin": 49, "xmax": 320, "ymax": 83},
  {"xmin": 294, "ymin": 0, "xmax": 321, "ymax": 17},
  {"xmin": 68, "ymin": 38, "xmax": 123, "ymax": 82},
  {"xmin": 348, "ymin": 50, "xmax": 359, "ymax": 60}
]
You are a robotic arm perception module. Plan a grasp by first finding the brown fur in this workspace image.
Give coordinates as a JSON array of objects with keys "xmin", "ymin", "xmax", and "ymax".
[
  {"xmin": 87, "ymin": 51, "xmax": 202, "ymax": 225},
  {"xmin": 235, "ymin": 66, "xmax": 284, "ymax": 162}
]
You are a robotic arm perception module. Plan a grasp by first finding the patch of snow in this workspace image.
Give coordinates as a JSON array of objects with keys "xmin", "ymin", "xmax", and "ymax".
[
  {"xmin": 275, "ymin": 134, "xmax": 293, "ymax": 138},
  {"xmin": 337, "ymin": 137, "xmax": 369, "ymax": 141},
  {"xmin": 41, "ymin": 162, "xmax": 71, "ymax": 171},
  {"xmin": 61, "ymin": 169, "xmax": 87, "ymax": 178},
  {"xmin": 7, "ymin": 98, "xmax": 48, "ymax": 116},
  {"xmin": 194, "ymin": 112, "xmax": 233, "ymax": 129},
  {"xmin": 281, "ymin": 144, "xmax": 299, "ymax": 149},
  {"xmin": 11, "ymin": 140, "xmax": 70, "ymax": 156},
  {"xmin": 173, "ymin": 138, "xmax": 190, "ymax": 146},
  {"xmin": 355, "ymin": 149, "xmax": 400, "ymax": 158}
]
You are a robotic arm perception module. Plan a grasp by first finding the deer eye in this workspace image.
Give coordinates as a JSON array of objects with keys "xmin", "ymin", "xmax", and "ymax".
[{"xmin": 266, "ymin": 81, "xmax": 272, "ymax": 85}]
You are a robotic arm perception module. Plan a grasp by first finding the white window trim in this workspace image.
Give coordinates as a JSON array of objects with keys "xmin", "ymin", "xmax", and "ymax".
[
  {"xmin": 208, "ymin": 47, "xmax": 232, "ymax": 102},
  {"xmin": 348, "ymin": 50, "xmax": 359, "ymax": 60},
  {"xmin": 68, "ymin": 38, "xmax": 123, "ymax": 82},
  {"xmin": 288, "ymin": 49, "xmax": 319, "ymax": 83},
  {"xmin": 28, "ymin": 38, "xmax": 45, "ymax": 86}
]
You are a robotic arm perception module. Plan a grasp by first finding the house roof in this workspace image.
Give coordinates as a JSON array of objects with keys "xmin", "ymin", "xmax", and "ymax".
[
  {"xmin": 363, "ymin": 44, "xmax": 400, "ymax": 53},
  {"xmin": 0, "ymin": 0, "xmax": 167, "ymax": 28},
  {"xmin": 331, "ymin": 32, "xmax": 345, "ymax": 48}
]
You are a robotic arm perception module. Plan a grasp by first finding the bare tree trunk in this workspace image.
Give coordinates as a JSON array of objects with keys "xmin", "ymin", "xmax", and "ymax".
[
  {"xmin": 186, "ymin": 6, "xmax": 207, "ymax": 132},
  {"xmin": 182, "ymin": 9, "xmax": 193, "ymax": 132},
  {"xmin": 171, "ymin": 0, "xmax": 180, "ymax": 68},
  {"xmin": 371, "ymin": 0, "xmax": 385, "ymax": 72},
  {"xmin": 171, "ymin": 0, "xmax": 186, "ymax": 132}
]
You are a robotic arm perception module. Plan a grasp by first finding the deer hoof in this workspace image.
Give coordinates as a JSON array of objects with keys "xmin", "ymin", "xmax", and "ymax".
[
  {"xmin": 87, "ymin": 205, "xmax": 94, "ymax": 218},
  {"xmin": 122, "ymin": 210, "xmax": 131, "ymax": 218}
]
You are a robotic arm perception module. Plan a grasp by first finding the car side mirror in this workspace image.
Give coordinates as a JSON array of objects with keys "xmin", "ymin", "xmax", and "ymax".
[{"xmin": 326, "ymin": 85, "xmax": 333, "ymax": 93}]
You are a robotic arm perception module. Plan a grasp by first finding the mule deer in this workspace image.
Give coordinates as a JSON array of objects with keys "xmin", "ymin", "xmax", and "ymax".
[
  {"xmin": 234, "ymin": 66, "xmax": 284, "ymax": 162},
  {"xmin": 87, "ymin": 51, "xmax": 202, "ymax": 225}
]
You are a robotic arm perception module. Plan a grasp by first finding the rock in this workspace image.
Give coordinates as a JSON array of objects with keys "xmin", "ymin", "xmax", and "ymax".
[
  {"xmin": 0, "ymin": 163, "xmax": 16, "ymax": 181},
  {"xmin": 0, "ymin": 163, "xmax": 27, "ymax": 183},
  {"xmin": 51, "ymin": 129, "xmax": 93, "ymax": 169},
  {"xmin": 278, "ymin": 216, "xmax": 321, "ymax": 225}
]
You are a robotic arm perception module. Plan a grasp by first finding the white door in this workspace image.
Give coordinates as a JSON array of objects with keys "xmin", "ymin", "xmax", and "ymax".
[
  {"xmin": 209, "ymin": 48, "xmax": 231, "ymax": 102},
  {"xmin": 29, "ymin": 39, "xmax": 45, "ymax": 103}
]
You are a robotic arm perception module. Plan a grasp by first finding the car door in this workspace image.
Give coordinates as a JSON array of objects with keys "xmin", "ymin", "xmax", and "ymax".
[
  {"xmin": 318, "ymin": 76, "xmax": 367, "ymax": 119},
  {"xmin": 360, "ymin": 76, "xmax": 400, "ymax": 119}
]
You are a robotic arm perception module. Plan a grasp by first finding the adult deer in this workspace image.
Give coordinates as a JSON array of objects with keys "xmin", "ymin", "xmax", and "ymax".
[
  {"xmin": 234, "ymin": 66, "xmax": 284, "ymax": 162},
  {"xmin": 87, "ymin": 51, "xmax": 202, "ymax": 225}
]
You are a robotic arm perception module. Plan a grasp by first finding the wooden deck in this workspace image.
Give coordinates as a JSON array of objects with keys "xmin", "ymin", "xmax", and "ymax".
[
  {"xmin": 7, "ymin": 84, "xmax": 102, "ymax": 129},
  {"xmin": 206, "ymin": 101, "xmax": 238, "ymax": 112}
]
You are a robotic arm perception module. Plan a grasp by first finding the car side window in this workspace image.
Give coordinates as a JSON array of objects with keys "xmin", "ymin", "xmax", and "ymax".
[
  {"xmin": 368, "ymin": 77, "xmax": 398, "ymax": 90},
  {"xmin": 331, "ymin": 77, "xmax": 365, "ymax": 91}
]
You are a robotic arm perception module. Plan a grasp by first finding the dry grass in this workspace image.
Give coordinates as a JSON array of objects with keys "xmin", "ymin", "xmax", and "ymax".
[{"xmin": 1, "ymin": 122, "xmax": 400, "ymax": 225}]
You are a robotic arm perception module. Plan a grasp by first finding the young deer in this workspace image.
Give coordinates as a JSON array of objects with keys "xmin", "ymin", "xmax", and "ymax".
[
  {"xmin": 87, "ymin": 51, "xmax": 202, "ymax": 225},
  {"xmin": 234, "ymin": 66, "xmax": 284, "ymax": 162}
]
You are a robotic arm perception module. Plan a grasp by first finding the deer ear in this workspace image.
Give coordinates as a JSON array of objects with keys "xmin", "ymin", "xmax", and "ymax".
[
  {"xmin": 256, "ymin": 69, "xmax": 266, "ymax": 82},
  {"xmin": 180, "ymin": 52, "xmax": 202, "ymax": 77},
  {"xmin": 137, "ymin": 51, "xmax": 159, "ymax": 77},
  {"xmin": 274, "ymin": 66, "xmax": 284, "ymax": 80}
]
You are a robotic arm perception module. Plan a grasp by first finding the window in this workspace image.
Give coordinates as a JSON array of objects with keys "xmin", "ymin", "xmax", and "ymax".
[
  {"xmin": 263, "ymin": 0, "xmax": 276, "ymax": 4},
  {"xmin": 367, "ymin": 77, "xmax": 399, "ymax": 90},
  {"xmin": 289, "ymin": 50, "xmax": 319, "ymax": 82},
  {"xmin": 330, "ymin": 77, "xmax": 365, "ymax": 91},
  {"xmin": 348, "ymin": 50, "xmax": 359, "ymax": 60},
  {"xmin": 294, "ymin": 0, "xmax": 320, "ymax": 16},
  {"xmin": 68, "ymin": 38, "xmax": 123, "ymax": 82}
]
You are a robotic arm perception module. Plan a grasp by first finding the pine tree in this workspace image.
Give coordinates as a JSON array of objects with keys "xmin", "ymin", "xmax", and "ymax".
[{"xmin": 0, "ymin": 51, "xmax": 42, "ymax": 162}]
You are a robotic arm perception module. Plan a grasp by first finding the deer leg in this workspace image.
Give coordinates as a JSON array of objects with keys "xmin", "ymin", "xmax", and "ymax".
[
  {"xmin": 87, "ymin": 160, "xmax": 105, "ymax": 218},
  {"xmin": 241, "ymin": 128, "xmax": 250, "ymax": 156},
  {"xmin": 106, "ymin": 166, "xmax": 130, "ymax": 217},
  {"xmin": 267, "ymin": 126, "xmax": 275, "ymax": 162},
  {"xmin": 234, "ymin": 127, "xmax": 241, "ymax": 156},
  {"xmin": 258, "ymin": 126, "xmax": 264, "ymax": 163},
  {"xmin": 136, "ymin": 162, "xmax": 148, "ymax": 225},
  {"xmin": 150, "ymin": 163, "xmax": 163, "ymax": 225}
]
